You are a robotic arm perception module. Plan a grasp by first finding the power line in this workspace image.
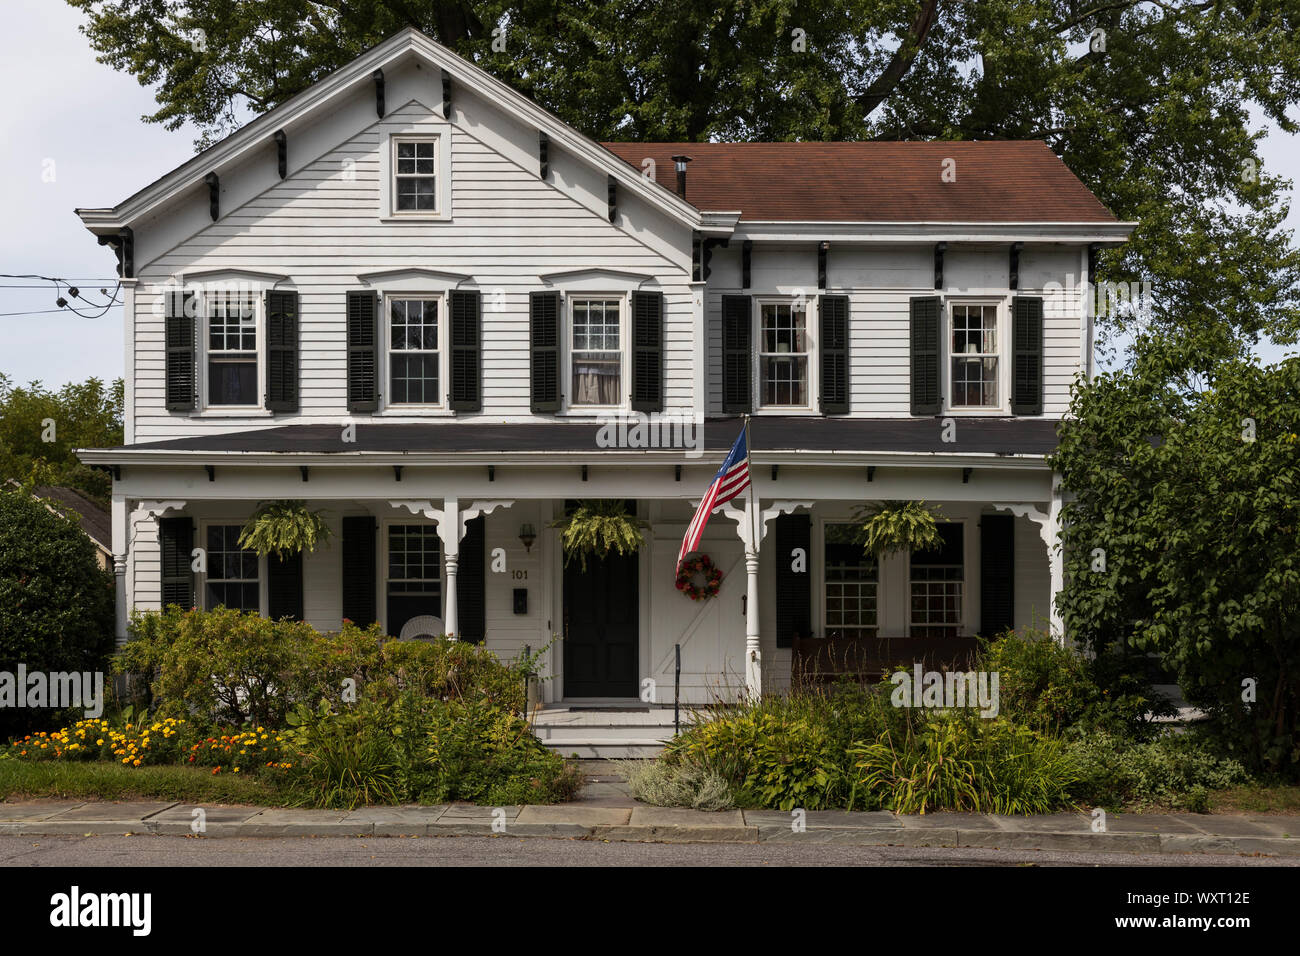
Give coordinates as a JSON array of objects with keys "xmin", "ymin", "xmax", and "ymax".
[{"xmin": 0, "ymin": 306, "xmax": 122, "ymax": 318}]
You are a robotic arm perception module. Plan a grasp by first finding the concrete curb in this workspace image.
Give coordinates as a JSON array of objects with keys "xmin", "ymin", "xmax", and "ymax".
[{"xmin": 3, "ymin": 802, "xmax": 1297, "ymax": 856}]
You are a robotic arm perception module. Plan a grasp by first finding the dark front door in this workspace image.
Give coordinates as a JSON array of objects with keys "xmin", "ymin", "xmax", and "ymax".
[{"xmin": 564, "ymin": 551, "xmax": 639, "ymax": 698}]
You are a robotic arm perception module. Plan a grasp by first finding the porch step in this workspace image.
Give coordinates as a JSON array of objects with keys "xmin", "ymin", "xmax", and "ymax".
[{"xmin": 530, "ymin": 706, "xmax": 691, "ymax": 758}]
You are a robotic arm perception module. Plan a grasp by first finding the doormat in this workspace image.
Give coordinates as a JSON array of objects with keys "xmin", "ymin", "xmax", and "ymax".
[{"xmin": 567, "ymin": 707, "xmax": 650, "ymax": 713}]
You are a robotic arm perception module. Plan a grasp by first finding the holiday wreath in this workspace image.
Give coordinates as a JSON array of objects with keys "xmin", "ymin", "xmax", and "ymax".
[{"xmin": 675, "ymin": 554, "xmax": 723, "ymax": 601}]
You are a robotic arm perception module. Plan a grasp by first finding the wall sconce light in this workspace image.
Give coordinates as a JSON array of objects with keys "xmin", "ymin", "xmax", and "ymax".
[{"xmin": 518, "ymin": 523, "xmax": 536, "ymax": 553}]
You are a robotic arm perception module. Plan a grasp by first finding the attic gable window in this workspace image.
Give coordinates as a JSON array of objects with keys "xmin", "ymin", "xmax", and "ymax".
[{"xmin": 393, "ymin": 138, "xmax": 437, "ymax": 213}]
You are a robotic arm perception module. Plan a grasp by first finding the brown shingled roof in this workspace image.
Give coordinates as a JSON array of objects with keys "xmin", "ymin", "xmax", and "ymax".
[{"xmin": 599, "ymin": 141, "xmax": 1115, "ymax": 223}]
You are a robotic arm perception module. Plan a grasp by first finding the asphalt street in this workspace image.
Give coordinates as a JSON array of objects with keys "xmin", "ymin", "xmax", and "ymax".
[{"xmin": 1, "ymin": 834, "xmax": 1294, "ymax": 866}]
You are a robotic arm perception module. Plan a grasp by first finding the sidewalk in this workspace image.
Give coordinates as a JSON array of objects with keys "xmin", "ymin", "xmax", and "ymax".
[{"xmin": 2, "ymin": 799, "xmax": 1296, "ymax": 856}]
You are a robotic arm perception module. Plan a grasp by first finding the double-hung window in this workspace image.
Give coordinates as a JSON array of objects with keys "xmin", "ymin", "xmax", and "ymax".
[
  {"xmin": 204, "ymin": 525, "xmax": 259, "ymax": 612},
  {"xmin": 824, "ymin": 524, "xmax": 879, "ymax": 640},
  {"xmin": 950, "ymin": 303, "xmax": 1000, "ymax": 409},
  {"xmin": 207, "ymin": 291, "xmax": 259, "ymax": 406},
  {"xmin": 388, "ymin": 297, "xmax": 440, "ymax": 405},
  {"xmin": 393, "ymin": 138, "xmax": 437, "ymax": 212},
  {"xmin": 570, "ymin": 298, "xmax": 622, "ymax": 407},
  {"xmin": 386, "ymin": 525, "xmax": 442, "ymax": 639},
  {"xmin": 758, "ymin": 301, "xmax": 809, "ymax": 407},
  {"xmin": 910, "ymin": 523, "xmax": 964, "ymax": 638}
]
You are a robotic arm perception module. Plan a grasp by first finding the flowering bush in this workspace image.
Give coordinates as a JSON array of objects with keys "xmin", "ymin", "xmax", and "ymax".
[
  {"xmin": 1, "ymin": 715, "xmax": 290, "ymax": 776},
  {"xmin": 3, "ymin": 715, "xmax": 185, "ymax": 767}
]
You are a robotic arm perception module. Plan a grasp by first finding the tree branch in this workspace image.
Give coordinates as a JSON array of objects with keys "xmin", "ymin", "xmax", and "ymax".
[{"xmin": 856, "ymin": 0, "xmax": 941, "ymax": 118}]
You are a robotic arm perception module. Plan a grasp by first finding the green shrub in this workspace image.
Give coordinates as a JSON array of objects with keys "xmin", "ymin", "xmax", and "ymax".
[
  {"xmin": 849, "ymin": 716, "xmax": 1078, "ymax": 814},
  {"xmin": 665, "ymin": 685, "xmax": 901, "ymax": 810},
  {"xmin": 1067, "ymin": 730, "xmax": 1252, "ymax": 810},
  {"xmin": 116, "ymin": 608, "xmax": 527, "ymax": 726},
  {"xmin": 0, "ymin": 490, "xmax": 115, "ymax": 739},
  {"xmin": 979, "ymin": 629, "xmax": 1173, "ymax": 739},
  {"xmin": 280, "ymin": 691, "xmax": 579, "ymax": 809},
  {"xmin": 618, "ymin": 758, "xmax": 734, "ymax": 810}
]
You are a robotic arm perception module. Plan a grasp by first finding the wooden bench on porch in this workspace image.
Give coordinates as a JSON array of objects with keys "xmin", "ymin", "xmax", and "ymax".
[{"xmin": 791, "ymin": 633, "xmax": 982, "ymax": 684}]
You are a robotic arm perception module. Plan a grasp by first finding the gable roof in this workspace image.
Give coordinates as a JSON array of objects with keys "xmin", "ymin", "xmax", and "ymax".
[
  {"xmin": 76, "ymin": 27, "xmax": 702, "ymax": 233},
  {"xmin": 602, "ymin": 141, "xmax": 1117, "ymax": 223},
  {"xmin": 4, "ymin": 481, "xmax": 112, "ymax": 553}
]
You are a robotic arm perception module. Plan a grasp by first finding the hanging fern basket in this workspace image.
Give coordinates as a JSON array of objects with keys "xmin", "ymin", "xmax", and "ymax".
[
  {"xmin": 549, "ymin": 499, "xmax": 647, "ymax": 571},
  {"xmin": 852, "ymin": 500, "xmax": 943, "ymax": 558},
  {"xmin": 238, "ymin": 500, "xmax": 333, "ymax": 559}
]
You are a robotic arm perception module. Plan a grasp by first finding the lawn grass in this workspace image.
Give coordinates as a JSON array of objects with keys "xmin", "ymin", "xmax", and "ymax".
[
  {"xmin": 0, "ymin": 759, "xmax": 285, "ymax": 805},
  {"xmin": 1208, "ymin": 784, "xmax": 1300, "ymax": 815}
]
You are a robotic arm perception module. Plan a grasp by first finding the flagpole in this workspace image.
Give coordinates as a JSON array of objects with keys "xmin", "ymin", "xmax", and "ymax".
[
  {"xmin": 743, "ymin": 413, "xmax": 756, "ymax": 549},
  {"xmin": 742, "ymin": 413, "xmax": 760, "ymax": 700}
]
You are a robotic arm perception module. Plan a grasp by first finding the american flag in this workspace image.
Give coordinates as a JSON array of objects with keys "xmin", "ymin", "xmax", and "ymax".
[{"xmin": 677, "ymin": 425, "xmax": 751, "ymax": 569}]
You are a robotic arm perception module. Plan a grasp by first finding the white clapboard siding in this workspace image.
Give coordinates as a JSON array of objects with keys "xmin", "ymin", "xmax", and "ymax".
[
  {"xmin": 704, "ymin": 244, "xmax": 1086, "ymax": 417},
  {"xmin": 133, "ymin": 100, "xmax": 693, "ymax": 440}
]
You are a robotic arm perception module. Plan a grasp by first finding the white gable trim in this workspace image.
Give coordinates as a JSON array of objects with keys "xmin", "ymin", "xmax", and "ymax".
[
  {"xmin": 540, "ymin": 268, "xmax": 658, "ymax": 293},
  {"xmin": 359, "ymin": 268, "xmax": 472, "ymax": 293},
  {"xmin": 78, "ymin": 28, "xmax": 701, "ymax": 233}
]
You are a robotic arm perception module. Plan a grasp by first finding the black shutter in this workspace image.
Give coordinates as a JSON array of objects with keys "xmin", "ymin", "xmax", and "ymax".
[
  {"xmin": 979, "ymin": 514, "xmax": 1015, "ymax": 636},
  {"xmin": 1011, "ymin": 296, "xmax": 1044, "ymax": 415},
  {"xmin": 909, "ymin": 295, "xmax": 941, "ymax": 415},
  {"xmin": 530, "ymin": 291, "xmax": 561, "ymax": 412},
  {"xmin": 819, "ymin": 294, "xmax": 850, "ymax": 414},
  {"xmin": 165, "ymin": 289, "xmax": 196, "ymax": 412},
  {"xmin": 346, "ymin": 290, "xmax": 379, "ymax": 412},
  {"xmin": 340, "ymin": 515, "xmax": 377, "ymax": 626},
  {"xmin": 631, "ymin": 290, "xmax": 664, "ymax": 412},
  {"xmin": 159, "ymin": 516, "xmax": 194, "ymax": 609},
  {"xmin": 265, "ymin": 290, "xmax": 299, "ymax": 412},
  {"xmin": 267, "ymin": 551, "xmax": 304, "ymax": 621},
  {"xmin": 449, "ymin": 289, "xmax": 481, "ymax": 412},
  {"xmin": 773, "ymin": 513, "xmax": 811, "ymax": 649},
  {"xmin": 457, "ymin": 515, "xmax": 486, "ymax": 644},
  {"xmin": 721, "ymin": 294, "xmax": 751, "ymax": 414}
]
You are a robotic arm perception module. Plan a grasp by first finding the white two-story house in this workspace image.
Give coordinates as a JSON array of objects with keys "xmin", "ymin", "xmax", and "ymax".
[{"xmin": 77, "ymin": 29, "xmax": 1133, "ymax": 719}]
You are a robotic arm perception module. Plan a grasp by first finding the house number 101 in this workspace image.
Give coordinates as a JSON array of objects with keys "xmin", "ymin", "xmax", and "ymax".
[{"xmin": 512, "ymin": 570, "xmax": 528, "ymax": 580}]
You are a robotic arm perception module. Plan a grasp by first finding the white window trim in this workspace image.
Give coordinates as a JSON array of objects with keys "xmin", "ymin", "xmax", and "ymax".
[
  {"xmin": 379, "ymin": 518, "xmax": 445, "ymax": 637},
  {"xmin": 562, "ymin": 292, "xmax": 629, "ymax": 414},
  {"xmin": 906, "ymin": 519, "xmax": 968, "ymax": 637},
  {"xmin": 380, "ymin": 292, "xmax": 450, "ymax": 413},
  {"xmin": 820, "ymin": 519, "xmax": 883, "ymax": 640},
  {"xmin": 196, "ymin": 287, "xmax": 267, "ymax": 416},
  {"xmin": 378, "ymin": 123, "xmax": 452, "ymax": 222},
  {"xmin": 198, "ymin": 520, "xmax": 266, "ymax": 616},
  {"xmin": 943, "ymin": 297, "xmax": 1010, "ymax": 416},
  {"xmin": 752, "ymin": 295, "xmax": 817, "ymax": 414}
]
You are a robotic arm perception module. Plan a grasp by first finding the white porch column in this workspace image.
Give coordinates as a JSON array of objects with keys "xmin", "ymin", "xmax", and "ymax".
[
  {"xmin": 111, "ymin": 494, "xmax": 129, "ymax": 647},
  {"xmin": 391, "ymin": 497, "xmax": 514, "ymax": 641},
  {"xmin": 442, "ymin": 498, "xmax": 461, "ymax": 638},
  {"xmin": 717, "ymin": 498, "xmax": 814, "ymax": 699}
]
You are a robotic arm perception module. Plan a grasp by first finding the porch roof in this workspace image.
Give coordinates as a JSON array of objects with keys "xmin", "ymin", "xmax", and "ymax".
[{"xmin": 81, "ymin": 417, "xmax": 1060, "ymax": 460}]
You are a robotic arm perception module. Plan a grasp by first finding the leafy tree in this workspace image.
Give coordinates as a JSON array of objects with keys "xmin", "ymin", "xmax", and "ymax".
[
  {"xmin": 67, "ymin": 1, "xmax": 1300, "ymax": 370},
  {"xmin": 1053, "ymin": 353, "xmax": 1300, "ymax": 775},
  {"xmin": 0, "ymin": 374, "xmax": 124, "ymax": 506},
  {"xmin": 0, "ymin": 491, "xmax": 115, "ymax": 739}
]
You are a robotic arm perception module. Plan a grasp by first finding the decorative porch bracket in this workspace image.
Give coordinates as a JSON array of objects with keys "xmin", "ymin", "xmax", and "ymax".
[
  {"xmin": 715, "ymin": 499, "xmax": 815, "ymax": 698},
  {"xmin": 389, "ymin": 498, "xmax": 514, "ymax": 640},
  {"xmin": 992, "ymin": 473, "xmax": 1064, "ymax": 643}
]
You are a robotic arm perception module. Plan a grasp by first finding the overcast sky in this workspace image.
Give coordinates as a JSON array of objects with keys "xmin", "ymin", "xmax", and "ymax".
[{"xmin": 1, "ymin": 0, "xmax": 1296, "ymax": 388}]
